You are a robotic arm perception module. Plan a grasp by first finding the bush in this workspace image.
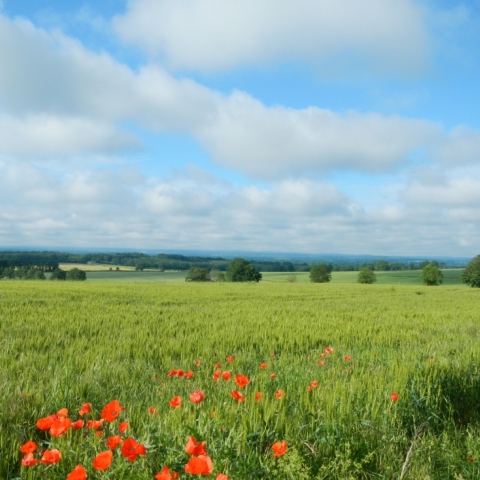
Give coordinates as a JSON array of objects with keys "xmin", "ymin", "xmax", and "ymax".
[
  {"xmin": 185, "ymin": 267, "xmax": 210, "ymax": 282},
  {"xmin": 66, "ymin": 268, "xmax": 87, "ymax": 281},
  {"xmin": 309, "ymin": 264, "xmax": 331, "ymax": 283},
  {"xmin": 226, "ymin": 258, "xmax": 262, "ymax": 282},
  {"xmin": 421, "ymin": 264, "xmax": 443, "ymax": 286},
  {"xmin": 50, "ymin": 269, "xmax": 67, "ymax": 281},
  {"xmin": 357, "ymin": 267, "xmax": 376, "ymax": 284},
  {"xmin": 462, "ymin": 255, "xmax": 480, "ymax": 288}
]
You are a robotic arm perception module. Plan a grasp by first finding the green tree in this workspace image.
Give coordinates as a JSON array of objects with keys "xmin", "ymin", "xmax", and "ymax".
[
  {"xmin": 34, "ymin": 270, "xmax": 46, "ymax": 280},
  {"xmin": 226, "ymin": 258, "xmax": 262, "ymax": 282},
  {"xmin": 50, "ymin": 269, "xmax": 67, "ymax": 281},
  {"xmin": 357, "ymin": 267, "xmax": 376, "ymax": 284},
  {"xmin": 462, "ymin": 255, "xmax": 480, "ymax": 288},
  {"xmin": 421, "ymin": 264, "xmax": 443, "ymax": 286},
  {"xmin": 66, "ymin": 268, "xmax": 87, "ymax": 281},
  {"xmin": 185, "ymin": 267, "xmax": 210, "ymax": 282},
  {"xmin": 309, "ymin": 264, "xmax": 331, "ymax": 283}
]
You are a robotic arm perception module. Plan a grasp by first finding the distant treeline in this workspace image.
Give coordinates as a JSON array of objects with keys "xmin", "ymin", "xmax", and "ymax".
[{"xmin": 0, "ymin": 251, "xmax": 452, "ymax": 277}]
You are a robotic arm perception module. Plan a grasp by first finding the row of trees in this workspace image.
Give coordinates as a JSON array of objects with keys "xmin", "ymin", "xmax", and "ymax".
[
  {"xmin": 0, "ymin": 267, "xmax": 86, "ymax": 281},
  {"xmin": 185, "ymin": 258, "xmax": 262, "ymax": 283}
]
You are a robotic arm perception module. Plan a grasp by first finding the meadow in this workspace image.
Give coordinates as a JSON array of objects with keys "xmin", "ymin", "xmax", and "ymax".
[{"xmin": 1, "ymin": 280, "xmax": 480, "ymax": 479}]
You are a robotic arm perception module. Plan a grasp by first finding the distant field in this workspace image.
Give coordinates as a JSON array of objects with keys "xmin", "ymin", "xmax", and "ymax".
[
  {"xmin": 85, "ymin": 270, "xmax": 186, "ymax": 282},
  {"xmin": 59, "ymin": 263, "xmax": 136, "ymax": 272}
]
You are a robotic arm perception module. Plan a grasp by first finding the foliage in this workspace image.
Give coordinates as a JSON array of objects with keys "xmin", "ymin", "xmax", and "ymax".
[
  {"xmin": 66, "ymin": 268, "xmax": 87, "ymax": 281},
  {"xmin": 2, "ymin": 282, "xmax": 480, "ymax": 478},
  {"xmin": 226, "ymin": 258, "xmax": 262, "ymax": 282},
  {"xmin": 462, "ymin": 255, "xmax": 480, "ymax": 288},
  {"xmin": 50, "ymin": 269, "xmax": 67, "ymax": 281},
  {"xmin": 357, "ymin": 267, "xmax": 376, "ymax": 284},
  {"xmin": 421, "ymin": 264, "xmax": 443, "ymax": 286},
  {"xmin": 185, "ymin": 267, "xmax": 210, "ymax": 282},
  {"xmin": 309, "ymin": 264, "xmax": 331, "ymax": 283}
]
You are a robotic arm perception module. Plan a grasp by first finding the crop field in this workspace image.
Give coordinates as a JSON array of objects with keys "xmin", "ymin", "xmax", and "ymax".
[{"xmin": 1, "ymin": 281, "xmax": 480, "ymax": 479}]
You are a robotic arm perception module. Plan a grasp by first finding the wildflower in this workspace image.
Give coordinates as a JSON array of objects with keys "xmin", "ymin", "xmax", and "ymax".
[
  {"xmin": 177, "ymin": 370, "xmax": 185, "ymax": 377},
  {"xmin": 468, "ymin": 456, "xmax": 475, "ymax": 462},
  {"xmin": 215, "ymin": 362, "xmax": 221, "ymax": 368},
  {"xmin": 321, "ymin": 353, "xmax": 326, "ymax": 358},
  {"xmin": 95, "ymin": 431, "xmax": 103, "ymax": 438},
  {"xmin": 50, "ymin": 416, "xmax": 72, "ymax": 438},
  {"xmin": 72, "ymin": 420, "xmax": 84, "ymax": 429},
  {"xmin": 226, "ymin": 355, "xmax": 234, "ymax": 362},
  {"xmin": 36, "ymin": 414, "xmax": 56, "ymax": 431},
  {"xmin": 269, "ymin": 373, "xmax": 276, "ymax": 379},
  {"xmin": 67, "ymin": 465, "xmax": 87, "ymax": 480},
  {"xmin": 121, "ymin": 437, "xmax": 147, "ymax": 462},
  {"xmin": 21, "ymin": 453, "xmax": 38, "ymax": 467},
  {"xmin": 217, "ymin": 474, "xmax": 230, "ymax": 480},
  {"xmin": 390, "ymin": 392, "xmax": 399, "ymax": 402},
  {"xmin": 184, "ymin": 455, "xmax": 213, "ymax": 475},
  {"xmin": 272, "ymin": 441, "xmax": 288, "ymax": 457},
  {"xmin": 169, "ymin": 396, "xmax": 182, "ymax": 408},
  {"xmin": 310, "ymin": 381, "xmax": 319, "ymax": 388},
  {"xmin": 213, "ymin": 370, "xmax": 222, "ymax": 382},
  {"xmin": 167, "ymin": 370, "xmax": 178, "ymax": 377},
  {"xmin": 79, "ymin": 403, "xmax": 92, "ymax": 416},
  {"xmin": 40, "ymin": 449, "xmax": 62, "ymax": 465},
  {"xmin": 106, "ymin": 435, "xmax": 123, "ymax": 449},
  {"xmin": 234, "ymin": 374, "xmax": 250, "ymax": 388},
  {"xmin": 255, "ymin": 392, "xmax": 262, "ymax": 401},
  {"xmin": 185, "ymin": 371, "xmax": 194, "ymax": 378},
  {"xmin": 190, "ymin": 391, "xmax": 205, "ymax": 404},
  {"xmin": 271, "ymin": 353, "xmax": 276, "ymax": 358},
  {"xmin": 195, "ymin": 360, "xmax": 201, "ymax": 367},
  {"xmin": 222, "ymin": 371, "xmax": 231, "ymax": 381},
  {"xmin": 260, "ymin": 363, "xmax": 267, "ymax": 369},
  {"xmin": 118, "ymin": 421, "xmax": 129, "ymax": 433},
  {"xmin": 101, "ymin": 400, "xmax": 122, "ymax": 423},
  {"xmin": 148, "ymin": 407, "xmax": 158, "ymax": 415},
  {"xmin": 344, "ymin": 355, "xmax": 351, "ymax": 361},
  {"xmin": 156, "ymin": 466, "xmax": 180, "ymax": 480},
  {"xmin": 56, "ymin": 408, "xmax": 68, "ymax": 418},
  {"xmin": 231, "ymin": 390, "xmax": 246, "ymax": 402},
  {"xmin": 317, "ymin": 360, "xmax": 324, "ymax": 366},
  {"xmin": 87, "ymin": 419, "xmax": 104, "ymax": 430},
  {"xmin": 325, "ymin": 347, "xmax": 333, "ymax": 354},
  {"xmin": 274, "ymin": 389, "xmax": 284, "ymax": 399},
  {"xmin": 92, "ymin": 450, "xmax": 112, "ymax": 470},
  {"xmin": 185, "ymin": 436, "xmax": 207, "ymax": 456},
  {"xmin": 20, "ymin": 441, "xmax": 37, "ymax": 454}
]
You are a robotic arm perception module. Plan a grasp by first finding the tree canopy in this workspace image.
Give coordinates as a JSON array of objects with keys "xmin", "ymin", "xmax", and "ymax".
[
  {"xmin": 462, "ymin": 255, "xmax": 480, "ymax": 288},
  {"xmin": 309, "ymin": 264, "xmax": 331, "ymax": 283},
  {"xmin": 421, "ymin": 264, "xmax": 443, "ymax": 286},
  {"xmin": 226, "ymin": 258, "xmax": 262, "ymax": 282},
  {"xmin": 185, "ymin": 267, "xmax": 210, "ymax": 282},
  {"xmin": 357, "ymin": 267, "xmax": 376, "ymax": 284},
  {"xmin": 66, "ymin": 268, "xmax": 87, "ymax": 281}
]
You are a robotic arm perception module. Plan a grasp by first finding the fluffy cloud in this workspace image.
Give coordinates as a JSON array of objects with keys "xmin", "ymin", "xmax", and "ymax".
[{"xmin": 114, "ymin": 0, "xmax": 428, "ymax": 75}]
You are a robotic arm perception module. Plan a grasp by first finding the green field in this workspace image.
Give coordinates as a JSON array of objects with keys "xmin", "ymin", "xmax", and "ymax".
[{"xmin": 1, "ymin": 281, "xmax": 480, "ymax": 479}]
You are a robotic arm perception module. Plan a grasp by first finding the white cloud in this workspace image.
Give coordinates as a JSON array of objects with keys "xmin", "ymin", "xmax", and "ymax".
[
  {"xmin": 114, "ymin": 0, "xmax": 428, "ymax": 75},
  {"xmin": 429, "ymin": 126, "xmax": 480, "ymax": 166}
]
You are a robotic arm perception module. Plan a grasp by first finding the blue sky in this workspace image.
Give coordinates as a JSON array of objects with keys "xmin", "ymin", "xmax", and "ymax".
[{"xmin": 1, "ymin": 0, "xmax": 479, "ymax": 256}]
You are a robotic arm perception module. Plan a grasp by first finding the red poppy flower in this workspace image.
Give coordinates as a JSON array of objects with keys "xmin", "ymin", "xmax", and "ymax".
[
  {"xmin": 92, "ymin": 450, "xmax": 112, "ymax": 470},
  {"xmin": 67, "ymin": 464, "xmax": 87, "ymax": 480},
  {"xmin": 121, "ymin": 437, "xmax": 147, "ymax": 462},
  {"xmin": 307, "ymin": 385, "xmax": 313, "ymax": 391},
  {"xmin": 101, "ymin": 400, "xmax": 122, "ymax": 423},
  {"xmin": 390, "ymin": 392, "xmax": 399, "ymax": 402},
  {"xmin": 56, "ymin": 408, "xmax": 68, "ymax": 418},
  {"xmin": 185, "ymin": 436, "xmax": 207, "ymax": 455},
  {"xmin": 50, "ymin": 416, "xmax": 72, "ymax": 438},
  {"xmin": 344, "ymin": 356, "xmax": 351, "ymax": 361},
  {"xmin": 190, "ymin": 391, "xmax": 205, "ymax": 404},
  {"xmin": 213, "ymin": 370, "xmax": 222, "ymax": 382},
  {"xmin": 274, "ymin": 389, "xmax": 284, "ymax": 399},
  {"xmin": 21, "ymin": 453, "xmax": 38, "ymax": 467},
  {"xmin": 310, "ymin": 380, "xmax": 318, "ymax": 388},
  {"xmin": 272, "ymin": 441, "xmax": 288, "ymax": 457},
  {"xmin": 40, "ymin": 449, "xmax": 62, "ymax": 464},
  {"xmin": 176, "ymin": 370, "xmax": 185, "ymax": 377},
  {"xmin": 72, "ymin": 420, "xmax": 84, "ymax": 429},
  {"xmin": 155, "ymin": 466, "xmax": 180, "ymax": 480},
  {"xmin": 468, "ymin": 456, "xmax": 475, "ymax": 462},
  {"xmin": 106, "ymin": 435, "xmax": 123, "ymax": 449},
  {"xmin": 255, "ymin": 392, "xmax": 262, "ymax": 401},
  {"xmin": 317, "ymin": 360, "xmax": 324, "ymax": 366},
  {"xmin": 195, "ymin": 360, "xmax": 201, "ymax": 367},
  {"xmin": 148, "ymin": 407, "xmax": 158, "ymax": 415},
  {"xmin": 79, "ymin": 403, "xmax": 92, "ymax": 416},
  {"xmin": 231, "ymin": 390, "xmax": 246, "ymax": 402},
  {"xmin": 325, "ymin": 347, "xmax": 333, "ymax": 354},
  {"xmin": 118, "ymin": 421, "xmax": 129, "ymax": 433},
  {"xmin": 260, "ymin": 363, "xmax": 267, "ymax": 369},
  {"xmin": 234, "ymin": 374, "xmax": 250, "ymax": 388},
  {"xmin": 226, "ymin": 356, "xmax": 234, "ymax": 362},
  {"xmin": 185, "ymin": 371, "xmax": 194, "ymax": 378},
  {"xmin": 20, "ymin": 441, "xmax": 37, "ymax": 454},
  {"xmin": 269, "ymin": 373, "xmax": 276, "ymax": 379},
  {"xmin": 216, "ymin": 474, "xmax": 230, "ymax": 480},
  {"xmin": 321, "ymin": 353, "xmax": 326, "ymax": 358},
  {"xmin": 167, "ymin": 370, "xmax": 178, "ymax": 377},
  {"xmin": 222, "ymin": 371, "xmax": 231, "ymax": 381},
  {"xmin": 96, "ymin": 430, "xmax": 103, "ymax": 438},
  {"xmin": 36, "ymin": 414, "xmax": 57, "ymax": 431},
  {"xmin": 78, "ymin": 403, "xmax": 91, "ymax": 416},
  {"xmin": 215, "ymin": 362, "xmax": 221, "ymax": 368},
  {"xmin": 169, "ymin": 396, "xmax": 182, "ymax": 408},
  {"xmin": 184, "ymin": 455, "xmax": 213, "ymax": 475},
  {"xmin": 87, "ymin": 419, "xmax": 104, "ymax": 430}
]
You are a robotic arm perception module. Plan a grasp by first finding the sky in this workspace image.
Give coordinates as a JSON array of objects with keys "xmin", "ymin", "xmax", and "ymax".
[{"xmin": 0, "ymin": 0, "xmax": 480, "ymax": 256}]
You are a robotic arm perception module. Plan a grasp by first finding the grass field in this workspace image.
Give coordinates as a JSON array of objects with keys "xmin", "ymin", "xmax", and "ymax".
[{"xmin": 1, "ymin": 280, "xmax": 480, "ymax": 479}]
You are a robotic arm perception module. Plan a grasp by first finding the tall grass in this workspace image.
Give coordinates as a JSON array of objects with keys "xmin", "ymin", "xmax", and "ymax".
[{"xmin": 1, "ymin": 281, "xmax": 479, "ymax": 478}]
